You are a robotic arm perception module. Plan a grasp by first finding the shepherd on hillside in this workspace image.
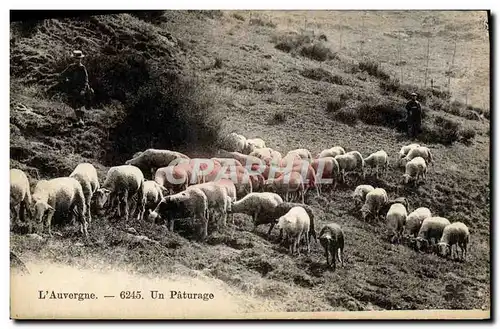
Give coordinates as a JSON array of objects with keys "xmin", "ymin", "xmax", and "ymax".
[
  {"xmin": 59, "ymin": 50, "xmax": 94, "ymax": 127},
  {"xmin": 405, "ymin": 92, "xmax": 422, "ymax": 138}
]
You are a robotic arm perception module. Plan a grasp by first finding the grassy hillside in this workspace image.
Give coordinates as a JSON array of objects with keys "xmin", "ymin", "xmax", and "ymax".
[{"xmin": 10, "ymin": 10, "xmax": 490, "ymax": 313}]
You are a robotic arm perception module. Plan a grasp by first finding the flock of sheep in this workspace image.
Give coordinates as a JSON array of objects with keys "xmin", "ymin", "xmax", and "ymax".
[{"xmin": 10, "ymin": 131, "xmax": 470, "ymax": 271}]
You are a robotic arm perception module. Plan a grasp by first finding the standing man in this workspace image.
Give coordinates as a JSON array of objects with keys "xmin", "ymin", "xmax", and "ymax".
[
  {"xmin": 405, "ymin": 92, "xmax": 422, "ymax": 138},
  {"xmin": 60, "ymin": 50, "xmax": 94, "ymax": 127}
]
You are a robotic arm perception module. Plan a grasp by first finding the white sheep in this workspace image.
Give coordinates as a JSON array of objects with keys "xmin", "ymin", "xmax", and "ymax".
[
  {"xmin": 216, "ymin": 149, "xmax": 264, "ymax": 167},
  {"xmin": 363, "ymin": 150, "xmax": 388, "ymax": 178},
  {"xmin": 187, "ymin": 181, "xmax": 230, "ymax": 228},
  {"xmin": 229, "ymin": 192, "xmax": 283, "ymax": 234},
  {"xmin": 403, "ymin": 146, "xmax": 433, "ymax": 166},
  {"xmin": 398, "ymin": 143, "xmax": 420, "ymax": 159},
  {"xmin": 210, "ymin": 157, "xmax": 244, "ymax": 168},
  {"xmin": 335, "ymin": 151, "xmax": 365, "ymax": 183},
  {"xmin": 223, "ymin": 132, "xmax": 247, "ymax": 153},
  {"xmin": 402, "ymin": 156, "xmax": 427, "ymax": 186},
  {"xmin": 148, "ymin": 187, "xmax": 209, "ymax": 239},
  {"xmin": 125, "ymin": 148, "xmax": 190, "ymax": 179},
  {"xmin": 270, "ymin": 202, "xmax": 317, "ymax": 243},
  {"xmin": 32, "ymin": 177, "xmax": 88, "ymax": 237},
  {"xmin": 143, "ymin": 180, "xmax": 167, "ymax": 217},
  {"xmin": 264, "ymin": 171, "xmax": 305, "ymax": 204},
  {"xmin": 69, "ymin": 163, "xmax": 99, "ymax": 224},
  {"xmin": 285, "ymin": 148, "xmax": 313, "ymax": 162},
  {"xmin": 351, "ymin": 184, "xmax": 375, "ymax": 207},
  {"xmin": 215, "ymin": 178, "xmax": 237, "ymax": 224},
  {"xmin": 319, "ymin": 223, "xmax": 345, "ymax": 270},
  {"xmin": 10, "ymin": 169, "xmax": 32, "ymax": 228},
  {"xmin": 245, "ymin": 138, "xmax": 266, "ymax": 154},
  {"xmin": 94, "ymin": 165, "xmax": 145, "ymax": 221},
  {"xmin": 404, "ymin": 207, "xmax": 432, "ymax": 238},
  {"xmin": 386, "ymin": 203, "xmax": 408, "ymax": 244},
  {"xmin": 437, "ymin": 222, "xmax": 470, "ymax": 261},
  {"xmin": 311, "ymin": 157, "xmax": 340, "ymax": 194},
  {"xmin": 275, "ymin": 206, "xmax": 311, "ymax": 255},
  {"xmin": 415, "ymin": 216, "xmax": 451, "ymax": 252},
  {"xmin": 360, "ymin": 188, "xmax": 388, "ymax": 222},
  {"xmin": 316, "ymin": 146, "xmax": 345, "ymax": 159}
]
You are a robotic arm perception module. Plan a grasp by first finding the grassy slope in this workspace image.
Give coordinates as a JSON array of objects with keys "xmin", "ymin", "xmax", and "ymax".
[{"xmin": 10, "ymin": 11, "xmax": 490, "ymax": 312}]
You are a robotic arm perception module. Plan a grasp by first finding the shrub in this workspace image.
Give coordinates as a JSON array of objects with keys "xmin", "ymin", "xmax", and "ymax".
[
  {"xmin": 356, "ymin": 100, "xmax": 406, "ymax": 129},
  {"xmin": 250, "ymin": 17, "xmax": 276, "ymax": 28},
  {"xmin": 232, "ymin": 13, "xmax": 245, "ymax": 21},
  {"xmin": 334, "ymin": 106, "xmax": 358, "ymax": 125},
  {"xmin": 419, "ymin": 116, "xmax": 461, "ymax": 145},
  {"xmin": 272, "ymin": 31, "xmax": 335, "ymax": 62},
  {"xmin": 269, "ymin": 111, "xmax": 287, "ymax": 125},
  {"xmin": 379, "ymin": 78, "xmax": 401, "ymax": 94},
  {"xmin": 213, "ymin": 57, "xmax": 224, "ymax": 69},
  {"xmin": 326, "ymin": 99, "xmax": 346, "ymax": 114},
  {"xmin": 301, "ymin": 67, "xmax": 344, "ymax": 84},
  {"xmin": 460, "ymin": 127, "xmax": 476, "ymax": 144},
  {"xmin": 299, "ymin": 42, "xmax": 337, "ymax": 62},
  {"xmin": 358, "ymin": 60, "xmax": 390, "ymax": 81}
]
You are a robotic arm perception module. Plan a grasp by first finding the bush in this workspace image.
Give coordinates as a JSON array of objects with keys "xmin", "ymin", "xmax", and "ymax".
[
  {"xmin": 232, "ymin": 13, "xmax": 245, "ymax": 21},
  {"xmin": 418, "ymin": 116, "xmax": 461, "ymax": 145},
  {"xmin": 356, "ymin": 100, "xmax": 406, "ymax": 130},
  {"xmin": 358, "ymin": 60, "xmax": 390, "ymax": 81},
  {"xmin": 301, "ymin": 67, "xmax": 344, "ymax": 84},
  {"xmin": 334, "ymin": 107, "xmax": 358, "ymax": 125},
  {"xmin": 250, "ymin": 17, "xmax": 276, "ymax": 28},
  {"xmin": 299, "ymin": 42, "xmax": 337, "ymax": 62},
  {"xmin": 272, "ymin": 31, "xmax": 336, "ymax": 62},
  {"xmin": 269, "ymin": 111, "xmax": 287, "ymax": 125},
  {"xmin": 460, "ymin": 127, "xmax": 476, "ymax": 144},
  {"xmin": 326, "ymin": 99, "xmax": 346, "ymax": 114}
]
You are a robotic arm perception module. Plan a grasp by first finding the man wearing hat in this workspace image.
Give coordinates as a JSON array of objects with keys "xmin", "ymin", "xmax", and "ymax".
[
  {"xmin": 60, "ymin": 50, "xmax": 94, "ymax": 127},
  {"xmin": 405, "ymin": 92, "xmax": 422, "ymax": 138}
]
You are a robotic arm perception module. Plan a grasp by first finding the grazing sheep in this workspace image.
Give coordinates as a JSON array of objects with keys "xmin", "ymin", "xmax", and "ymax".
[
  {"xmin": 148, "ymin": 188, "xmax": 209, "ymax": 239},
  {"xmin": 154, "ymin": 165, "xmax": 189, "ymax": 194},
  {"xmin": 415, "ymin": 217, "xmax": 451, "ymax": 252},
  {"xmin": 316, "ymin": 146, "xmax": 345, "ymax": 159},
  {"xmin": 381, "ymin": 197, "xmax": 409, "ymax": 216},
  {"xmin": 187, "ymin": 181, "xmax": 230, "ymax": 228},
  {"xmin": 94, "ymin": 165, "xmax": 145, "ymax": 221},
  {"xmin": 249, "ymin": 173, "xmax": 266, "ymax": 192},
  {"xmin": 360, "ymin": 188, "xmax": 388, "ymax": 222},
  {"xmin": 125, "ymin": 148, "xmax": 190, "ymax": 179},
  {"xmin": 32, "ymin": 177, "xmax": 87, "ymax": 237},
  {"xmin": 405, "ymin": 207, "xmax": 432, "ymax": 238},
  {"xmin": 222, "ymin": 132, "xmax": 247, "ymax": 153},
  {"xmin": 319, "ymin": 223, "xmax": 345, "ymax": 270},
  {"xmin": 215, "ymin": 178, "xmax": 237, "ymax": 224},
  {"xmin": 245, "ymin": 138, "xmax": 267, "ymax": 154},
  {"xmin": 229, "ymin": 192, "xmax": 283, "ymax": 234},
  {"xmin": 351, "ymin": 184, "xmax": 375, "ymax": 207},
  {"xmin": 285, "ymin": 148, "xmax": 313, "ymax": 162},
  {"xmin": 399, "ymin": 143, "xmax": 420, "ymax": 159},
  {"xmin": 143, "ymin": 180, "xmax": 167, "ymax": 217},
  {"xmin": 278, "ymin": 158, "xmax": 319, "ymax": 197},
  {"xmin": 264, "ymin": 171, "xmax": 305, "ymax": 204},
  {"xmin": 437, "ymin": 222, "xmax": 470, "ymax": 261},
  {"xmin": 335, "ymin": 152, "xmax": 365, "ymax": 183},
  {"xmin": 403, "ymin": 146, "xmax": 433, "ymax": 166},
  {"xmin": 10, "ymin": 169, "xmax": 33, "ymax": 228},
  {"xmin": 69, "ymin": 163, "xmax": 99, "ymax": 224},
  {"xmin": 211, "ymin": 157, "xmax": 244, "ymax": 168},
  {"xmin": 270, "ymin": 202, "xmax": 317, "ymax": 243},
  {"xmin": 275, "ymin": 206, "xmax": 311, "ymax": 255},
  {"xmin": 252, "ymin": 148, "xmax": 282, "ymax": 166},
  {"xmin": 217, "ymin": 150, "xmax": 264, "ymax": 168},
  {"xmin": 363, "ymin": 150, "xmax": 388, "ymax": 178},
  {"xmin": 402, "ymin": 156, "xmax": 427, "ymax": 186},
  {"xmin": 311, "ymin": 157, "xmax": 340, "ymax": 194},
  {"xmin": 386, "ymin": 203, "xmax": 408, "ymax": 244}
]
